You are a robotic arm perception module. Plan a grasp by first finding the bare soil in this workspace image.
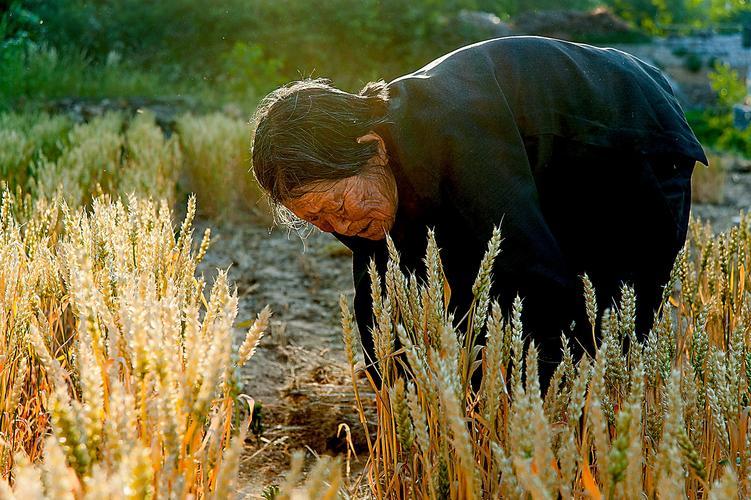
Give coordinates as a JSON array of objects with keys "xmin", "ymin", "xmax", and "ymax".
[{"xmin": 195, "ymin": 219, "xmax": 373, "ymax": 497}]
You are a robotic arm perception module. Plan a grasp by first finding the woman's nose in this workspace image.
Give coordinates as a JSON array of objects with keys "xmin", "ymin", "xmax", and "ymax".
[
  {"xmin": 308, "ymin": 217, "xmax": 333, "ymax": 233},
  {"xmin": 329, "ymin": 217, "xmax": 352, "ymax": 235}
]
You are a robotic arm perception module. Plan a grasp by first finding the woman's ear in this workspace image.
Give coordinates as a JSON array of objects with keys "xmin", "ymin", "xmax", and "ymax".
[{"xmin": 356, "ymin": 131, "xmax": 387, "ymax": 163}]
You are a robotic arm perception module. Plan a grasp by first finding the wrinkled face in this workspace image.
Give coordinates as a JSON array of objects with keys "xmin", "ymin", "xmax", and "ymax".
[{"xmin": 284, "ymin": 167, "xmax": 398, "ymax": 240}]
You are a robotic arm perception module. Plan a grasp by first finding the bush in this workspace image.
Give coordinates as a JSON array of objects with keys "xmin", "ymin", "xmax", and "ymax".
[
  {"xmin": 14, "ymin": 0, "xmax": 252, "ymax": 70},
  {"xmin": 0, "ymin": 43, "xmax": 177, "ymax": 110},
  {"xmin": 672, "ymin": 46, "xmax": 689, "ymax": 57},
  {"xmin": 709, "ymin": 62, "xmax": 746, "ymax": 108},
  {"xmin": 683, "ymin": 52, "xmax": 702, "ymax": 73},
  {"xmin": 603, "ymin": 0, "xmax": 727, "ymax": 34},
  {"xmin": 219, "ymin": 42, "xmax": 285, "ymax": 106},
  {"xmin": 687, "ymin": 64, "xmax": 751, "ymax": 158},
  {"xmin": 7, "ymin": 0, "xmax": 478, "ymax": 96}
]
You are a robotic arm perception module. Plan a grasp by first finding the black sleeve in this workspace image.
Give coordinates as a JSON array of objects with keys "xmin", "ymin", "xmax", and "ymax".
[{"xmin": 333, "ymin": 234, "xmax": 388, "ymax": 367}]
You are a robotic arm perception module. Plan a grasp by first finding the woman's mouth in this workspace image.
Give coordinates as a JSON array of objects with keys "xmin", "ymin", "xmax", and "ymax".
[
  {"xmin": 357, "ymin": 220, "xmax": 374, "ymax": 236},
  {"xmin": 358, "ymin": 220, "xmax": 388, "ymax": 240}
]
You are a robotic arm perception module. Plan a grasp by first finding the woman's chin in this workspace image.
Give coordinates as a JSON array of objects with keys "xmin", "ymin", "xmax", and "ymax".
[
  {"xmin": 360, "ymin": 231, "xmax": 387, "ymax": 241},
  {"xmin": 358, "ymin": 221, "xmax": 391, "ymax": 240}
]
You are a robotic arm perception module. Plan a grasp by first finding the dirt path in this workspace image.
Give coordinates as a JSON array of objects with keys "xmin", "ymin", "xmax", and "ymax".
[
  {"xmin": 195, "ymin": 218, "xmax": 371, "ymax": 497},
  {"xmin": 197, "ymin": 220, "xmax": 353, "ymax": 401}
]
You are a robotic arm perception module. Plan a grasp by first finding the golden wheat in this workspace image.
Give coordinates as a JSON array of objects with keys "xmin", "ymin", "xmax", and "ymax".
[
  {"xmin": 346, "ymin": 214, "xmax": 751, "ymax": 498},
  {"xmin": 0, "ymin": 110, "xmax": 274, "ymax": 498},
  {"xmin": 176, "ymin": 112, "xmax": 264, "ymax": 218},
  {"xmin": 0, "ymin": 191, "xmax": 273, "ymax": 498}
]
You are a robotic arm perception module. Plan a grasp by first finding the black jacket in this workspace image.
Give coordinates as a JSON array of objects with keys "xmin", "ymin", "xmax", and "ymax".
[{"xmin": 335, "ymin": 36, "xmax": 707, "ymax": 367}]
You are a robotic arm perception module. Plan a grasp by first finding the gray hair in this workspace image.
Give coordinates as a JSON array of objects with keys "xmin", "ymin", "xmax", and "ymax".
[{"xmin": 251, "ymin": 78, "xmax": 390, "ymax": 224}]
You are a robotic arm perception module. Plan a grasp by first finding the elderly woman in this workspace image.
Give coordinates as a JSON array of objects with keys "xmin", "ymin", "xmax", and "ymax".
[{"xmin": 251, "ymin": 36, "xmax": 707, "ymax": 382}]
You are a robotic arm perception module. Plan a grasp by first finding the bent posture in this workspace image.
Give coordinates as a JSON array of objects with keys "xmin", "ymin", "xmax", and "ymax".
[{"xmin": 251, "ymin": 36, "xmax": 707, "ymax": 381}]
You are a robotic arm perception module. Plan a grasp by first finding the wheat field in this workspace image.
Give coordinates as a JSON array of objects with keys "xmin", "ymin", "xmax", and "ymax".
[
  {"xmin": 344, "ymin": 217, "xmax": 751, "ymax": 498},
  {"xmin": 1, "ymin": 111, "xmax": 749, "ymax": 499},
  {"xmin": 0, "ymin": 111, "xmax": 276, "ymax": 498}
]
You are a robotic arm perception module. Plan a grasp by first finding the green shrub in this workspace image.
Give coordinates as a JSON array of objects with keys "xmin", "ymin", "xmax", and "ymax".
[
  {"xmin": 687, "ymin": 64, "xmax": 751, "ymax": 158},
  {"xmin": 16, "ymin": 0, "xmax": 252, "ymax": 69},
  {"xmin": 0, "ymin": 42, "xmax": 176, "ymax": 109},
  {"xmin": 683, "ymin": 52, "xmax": 702, "ymax": 73},
  {"xmin": 685, "ymin": 109, "xmax": 731, "ymax": 149},
  {"xmin": 709, "ymin": 62, "xmax": 746, "ymax": 108},
  {"xmin": 672, "ymin": 46, "xmax": 689, "ymax": 57},
  {"xmin": 219, "ymin": 42, "xmax": 285, "ymax": 106},
  {"xmin": 6, "ymin": 0, "xmax": 478, "ymax": 95},
  {"xmin": 604, "ymin": 0, "xmax": 734, "ymax": 33}
]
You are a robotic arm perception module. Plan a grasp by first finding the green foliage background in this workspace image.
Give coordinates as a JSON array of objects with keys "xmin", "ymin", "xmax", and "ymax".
[{"xmin": 1, "ymin": 0, "xmax": 750, "ymax": 112}]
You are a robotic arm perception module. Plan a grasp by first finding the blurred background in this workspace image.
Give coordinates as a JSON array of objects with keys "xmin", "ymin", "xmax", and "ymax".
[
  {"xmin": 0, "ymin": 1, "xmax": 748, "ymax": 112},
  {"xmin": 3, "ymin": 0, "xmax": 751, "ymax": 223}
]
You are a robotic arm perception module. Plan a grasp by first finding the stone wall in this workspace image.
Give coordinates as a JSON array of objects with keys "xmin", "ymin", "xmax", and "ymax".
[
  {"xmin": 610, "ymin": 34, "xmax": 751, "ymax": 107},
  {"xmin": 615, "ymin": 34, "xmax": 751, "ymax": 72},
  {"xmin": 663, "ymin": 34, "xmax": 751, "ymax": 70}
]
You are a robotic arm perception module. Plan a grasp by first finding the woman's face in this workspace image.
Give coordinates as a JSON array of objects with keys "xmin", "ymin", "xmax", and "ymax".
[{"xmin": 283, "ymin": 166, "xmax": 398, "ymax": 240}]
